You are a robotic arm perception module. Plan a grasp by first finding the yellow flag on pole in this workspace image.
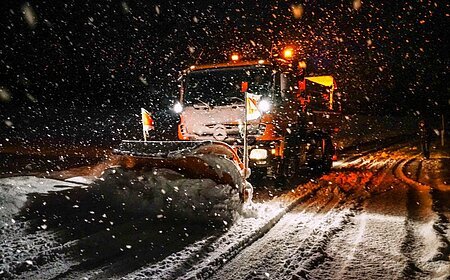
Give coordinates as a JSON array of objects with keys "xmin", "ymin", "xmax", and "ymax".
[
  {"xmin": 141, "ymin": 108, "xmax": 154, "ymax": 141},
  {"xmin": 246, "ymin": 93, "xmax": 261, "ymax": 121}
]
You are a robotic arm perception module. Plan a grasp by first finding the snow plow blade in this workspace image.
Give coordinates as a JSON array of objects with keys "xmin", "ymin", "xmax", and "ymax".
[{"xmin": 113, "ymin": 140, "xmax": 246, "ymax": 199}]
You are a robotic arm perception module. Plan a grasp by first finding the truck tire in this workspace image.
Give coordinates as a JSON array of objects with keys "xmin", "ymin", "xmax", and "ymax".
[
  {"xmin": 280, "ymin": 132, "xmax": 332, "ymax": 188},
  {"xmin": 307, "ymin": 133, "xmax": 333, "ymax": 174},
  {"xmin": 320, "ymin": 135, "xmax": 333, "ymax": 173},
  {"xmin": 280, "ymin": 137, "xmax": 308, "ymax": 188}
]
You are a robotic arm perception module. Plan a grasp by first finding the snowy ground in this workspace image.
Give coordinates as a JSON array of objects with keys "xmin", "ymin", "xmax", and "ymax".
[
  {"xmin": 1, "ymin": 113, "xmax": 449, "ymax": 279},
  {"xmin": 0, "ymin": 141, "xmax": 449, "ymax": 279}
]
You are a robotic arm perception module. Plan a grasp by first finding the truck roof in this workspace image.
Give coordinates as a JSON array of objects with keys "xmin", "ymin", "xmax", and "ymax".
[{"xmin": 188, "ymin": 60, "xmax": 272, "ymax": 72}]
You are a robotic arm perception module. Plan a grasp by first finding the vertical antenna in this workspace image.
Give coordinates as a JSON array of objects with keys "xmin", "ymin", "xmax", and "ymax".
[{"xmin": 243, "ymin": 89, "xmax": 249, "ymax": 178}]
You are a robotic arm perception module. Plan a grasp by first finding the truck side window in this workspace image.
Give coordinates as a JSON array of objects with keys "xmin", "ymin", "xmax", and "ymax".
[{"xmin": 280, "ymin": 73, "xmax": 297, "ymax": 99}]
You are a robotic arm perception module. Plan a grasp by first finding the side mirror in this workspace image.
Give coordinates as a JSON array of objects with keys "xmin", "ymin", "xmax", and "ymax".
[{"xmin": 241, "ymin": 81, "xmax": 248, "ymax": 93}]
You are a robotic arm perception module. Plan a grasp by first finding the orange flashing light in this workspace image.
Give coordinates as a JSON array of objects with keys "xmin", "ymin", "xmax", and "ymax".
[
  {"xmin": 177, "ymin": 115, "xmax": 189, "ymax": 140},
  {"xmin": 231, "ymin": 53, "xmax": 240, "ymax": 61},
  {"xmin": 241, "ymin": 81, "xmax": 248, "ymax": 93},
  {"xmin": 298, "ymin": 60, "xmax": 307, "ymax": 69},
  {"xmin": 283, "ymin": 47, "xmax": 294, "ymax": 59}
]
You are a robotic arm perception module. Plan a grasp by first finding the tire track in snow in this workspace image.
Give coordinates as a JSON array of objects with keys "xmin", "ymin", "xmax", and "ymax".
[
  {"xmin": 283, "ymin": 160, "xmax": 397, "ymax": 280},
  {"xmin": 394, "ymin": 158, "xmax": 426, "ymax": 278},
  {"xmin": 422, "ymin": 158, "xmax": 450, "ymax": 264},
  {"xmin": 179, "ymin": 186, "xmax": 324, "ymax": 279},
  {"xmin": 208, "ymin": 187, "xmax": 342, "ymax": 280},
  {"xmin": 281, "ymin": 200, "xmax": 357, "ymax": 280},
  {"xmin": 429, "ymin": 187, "xmax": 450, "ymax": 263},
  {"xmin": 402, "ymin": 157, "xmax": 450, "ymax": 264},
  {"xmin": 395, "ymin": 157, "xmax": 450, "ymax": 279},
  {"xmin": 207, "ymin": 185, "xmax": 362, "ymax": 280},
  {"xmin": 318, "ymin": 163, "xmax": 397, "ymax": 280},
  {"xmin": 306, "ymin": 157, "xmax": 411, "ymax": 279},
  {"xmin": 207, "ymin": 188, "xmax": 337, "ymax": 279},
  {"xmin": 120, "ymin": 184, "xmax": 322, "ymax": 280}
]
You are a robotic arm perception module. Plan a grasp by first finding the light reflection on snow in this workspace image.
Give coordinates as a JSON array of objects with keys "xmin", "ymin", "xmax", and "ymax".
[
  {"xmin": 357, "ymin": 212, "xmax": 405, "ymax": 223},
  {"xmin": 240, "ymin": 201, "xmax": 283, "ymax": 219}
]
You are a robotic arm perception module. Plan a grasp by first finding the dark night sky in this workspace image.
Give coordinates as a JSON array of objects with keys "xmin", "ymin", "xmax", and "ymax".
[{"xmin": 1, "ymin": 0, "xmax": 449, "ymax": 145}]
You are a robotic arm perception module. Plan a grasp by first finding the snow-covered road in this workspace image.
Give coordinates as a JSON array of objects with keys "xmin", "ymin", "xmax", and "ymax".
[{"xmin": 0, "ymin": 144, "xmax": 449, "ymax": 279}]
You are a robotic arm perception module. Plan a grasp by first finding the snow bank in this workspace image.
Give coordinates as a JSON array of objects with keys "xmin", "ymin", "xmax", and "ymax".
[
  {"xmin": 0, "ymin": 177, "xmax": 82, "ymax": 279},
  {"xmin": 0, "ymin": 176, "xmax": 78, "ymax": 226},
  {"xmin": 94, "ymin": 167, "xmax": 242, "ymax": 224},
  {"xmin": 0, "ymin": 167, "xmax": 243, "ymax": 279}
]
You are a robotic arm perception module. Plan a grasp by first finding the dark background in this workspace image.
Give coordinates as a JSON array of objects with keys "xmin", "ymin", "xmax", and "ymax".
[{"xmin": 1, "ymin": 0, "xmax": 448, "ymax": 147}]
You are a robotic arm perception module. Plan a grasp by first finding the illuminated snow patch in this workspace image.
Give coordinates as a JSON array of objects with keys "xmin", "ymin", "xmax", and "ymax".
[
  {"xmin": 240, "ymin": 201, "xmax": 283, "ymax": 219},
  {"xmin": 64, "ymin": 176, "xmax": 95, "ymax": 185},
  {"xmin": 95, "ymin": 167, "xmax": 242, "ymax": 223}
]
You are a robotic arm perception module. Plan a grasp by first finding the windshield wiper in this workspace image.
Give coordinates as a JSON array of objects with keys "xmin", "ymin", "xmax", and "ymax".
[
  {"xmin": 229, "ymin": 96, "xmax": 244, "ymax": 105},
  {"xmin": 193, "ymin": 98, "xmax": 211, "ymax": 108},
  {"xmin": 230, "ymin": 96, "xmax": 244, "ymax": 102}
]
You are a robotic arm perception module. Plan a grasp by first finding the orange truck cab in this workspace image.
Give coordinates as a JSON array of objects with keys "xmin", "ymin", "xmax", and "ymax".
[{"xmin": 172, "ymin": 51, "xmax": 341, "ymax": 180}]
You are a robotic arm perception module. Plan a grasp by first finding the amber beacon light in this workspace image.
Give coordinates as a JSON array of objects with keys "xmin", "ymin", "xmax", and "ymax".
[
  {"xmin": 282, "ymin": 47, "xmax": 295, "ymax": 59},
  {"xmin": 231, "ymin": 53, "xmax": 240, "ymax": 61}
]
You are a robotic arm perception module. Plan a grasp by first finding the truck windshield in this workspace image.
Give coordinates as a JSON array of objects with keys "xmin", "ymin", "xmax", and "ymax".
[{"xmin": 184, "ymin": 66, "xmax": 272, "ymax": 107}]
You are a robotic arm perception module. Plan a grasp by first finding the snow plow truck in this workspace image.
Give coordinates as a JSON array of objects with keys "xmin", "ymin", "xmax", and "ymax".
[{"xmin": 115, "ymin": 47, "xmax": 341, "ymax": 202}]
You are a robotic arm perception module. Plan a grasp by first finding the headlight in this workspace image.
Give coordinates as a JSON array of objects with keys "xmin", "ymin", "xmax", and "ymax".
[
  {"xmin": 258, "ymin": 99, "xmax": 271, "ymax": 112},
  {"xmin": 173, "ymin": 102, "xmax": 183, "ymax": 113},
  {"xmin": 249, "ymin": 148, "xmax": 268, "ymax": 160}
]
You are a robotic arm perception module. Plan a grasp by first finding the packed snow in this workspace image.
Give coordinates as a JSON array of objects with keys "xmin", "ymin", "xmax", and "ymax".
[
  {"xmin": 94, "ymin": 166, "xmax": 242, "ymax": 223},
  {"xmin": 0, "ymin": 142, "xmax": 449, "ymax": 279}
]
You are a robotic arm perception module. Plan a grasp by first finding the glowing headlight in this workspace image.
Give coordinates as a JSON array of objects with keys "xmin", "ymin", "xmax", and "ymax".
[
  {"xmin": 258, "ymin": 99, "xmax": 271, "ymax": 112},
  {"xmin": 249, "ymin": 149, "xmax": 268, "ymax": 160},
  {"xmin": 173, "ymin": 102, "xmax": 183, "ymax": 113}
]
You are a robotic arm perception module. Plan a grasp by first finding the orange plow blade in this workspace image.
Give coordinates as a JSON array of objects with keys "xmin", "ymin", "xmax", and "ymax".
[{"xmin": 113, "ymin": 140, "xmax": 246, "ymax": 201}]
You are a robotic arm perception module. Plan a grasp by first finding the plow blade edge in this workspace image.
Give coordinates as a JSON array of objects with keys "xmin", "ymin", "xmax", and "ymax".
[{"xmin": 113, "ymin": 140, "xmax": 245, "ymax": 198}]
